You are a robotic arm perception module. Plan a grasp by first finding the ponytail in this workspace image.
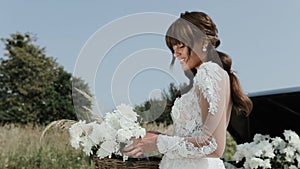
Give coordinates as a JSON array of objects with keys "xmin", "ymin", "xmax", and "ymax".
[{"xmin": 217, "ymin": 51, "xmax": 253, "ymax": 116}]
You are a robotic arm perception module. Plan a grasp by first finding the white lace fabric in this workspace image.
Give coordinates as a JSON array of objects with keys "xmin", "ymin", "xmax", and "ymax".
[{"xmin": 156, "ymin": 62, "xmax": 231, "ymax": 168}]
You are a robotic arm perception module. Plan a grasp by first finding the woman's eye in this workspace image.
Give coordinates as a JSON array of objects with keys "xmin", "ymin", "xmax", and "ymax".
[{"xmin": 172, "ymin": 44, "xmax": 185, "ymax": 50}]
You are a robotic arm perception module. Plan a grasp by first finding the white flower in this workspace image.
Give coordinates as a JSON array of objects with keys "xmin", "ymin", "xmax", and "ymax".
[
  {"xmin": 253, "ymin": 134, "xmax": 270, "ymax": 143},
  {"xmin": 234, "ymin": 130, "xmax": 300, "ymax": 169},
  {"xmin": 257, "ymin": 140, "xmax": 275, "ymax": 158},
  {"xmin": 132, "ymin": 126, "xmax": 146, "ymax": 138},
  {"xmin": 105, "ymin": 112, "xmax": 121, "ymax": 129},
  {"xmin": 101, "ymin": 123, "xmax": 117, "ymax": 141},
  {"xmin": 116, "ymin": 128, "xmax": 133, "ymax": 142},
  {"xmin": 271, "ymin": 136, "xmax": 286, "ymax": 150},
  {"xmin": 88, "ymin": 122, "xmax": 110, "ymax": 144},
  {"xmin": 69, "ymin": 104, "xmax": 146, "ymax": 161},
  {"xmin": 81, "ymin": 136, "xmax": 95, "ymax": 155},
  {"xmin": 97, "ymin": 146, "xmax": 111, "ymax": 159},
  {"xmin": 116, "ymin": 104, "xmax": 138, "ymax": 122},
  {"xmin": 100, "ymin": 140, "xmax": 117, "ymax": 158},
  {"xmin": 69, "ymin": 120, "xmax": 86, "ymax": 149},
  {"xmin": 234, "ymin": 143, "xmax": 252, "ymax": 161},
  {"xmin": 296, "ymin": 154, "xmax": 300, "ymax": 168},
  {"xmin": 244, "ymin": 157, "xmax": 271, "ymax": 169},
  {"xmin": 283, "ymin": 130, "xmax": 299, "ymax": 143},
  {"xmin": 119, "ymin": 117, "xmax": 136, "ymax": 129},
  {"xmin": 289, "ymin": 165, "xmax": 298, "ymax": 169},
  {"xmin": 283, "ymin": 130, "xmax": 300, "ymax": 152},
  {"xmin": 69, "ymin": 120, "xmax": 85, "ymax": 136},
  {"xmin": 282, "ymin": 146, "xmax": 296, "ymax": 162},
  {"xmin": 70, "ymin": 136, "xmax": 81, "ymax": 149}
]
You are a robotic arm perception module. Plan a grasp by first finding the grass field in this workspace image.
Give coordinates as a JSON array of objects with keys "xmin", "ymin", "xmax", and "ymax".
[
  {"xmin": 0, "ymin": 123, "xmax": 237, "ymax": 169},
  {"xmin": 0, "ymin": 124, "xmax": 94, "ymax": 169}
]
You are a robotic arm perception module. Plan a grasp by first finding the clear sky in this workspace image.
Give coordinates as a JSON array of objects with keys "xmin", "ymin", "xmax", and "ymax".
[{"xmin": 1, "ymin": 1, "xmax": 300, "ymax": 114}]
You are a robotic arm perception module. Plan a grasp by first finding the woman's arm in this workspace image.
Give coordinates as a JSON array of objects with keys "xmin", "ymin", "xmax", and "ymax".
[
  {"xmin": 156, "ymin": 62, "xmax": 230, "ymax": 159},
  {"xmin": 125, "ymin": 62, "xmax": 230, "ymax": 159}
]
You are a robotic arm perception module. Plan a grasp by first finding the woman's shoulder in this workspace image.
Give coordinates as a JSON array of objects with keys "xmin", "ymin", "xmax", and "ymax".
[
  {"xmin": 194, "ymin": 62, "xmax": 229, "ymax": 115},
  {"xmin": 194, "ymin": 61, "xmax": 230, "ymax": 94},
  {"xmin": 198, "ymin": 61, "xmax": 223, "ymax": 71},
  {"xmin": 196, "ymin": 61, "xmax": 227, "ymax": 80}
]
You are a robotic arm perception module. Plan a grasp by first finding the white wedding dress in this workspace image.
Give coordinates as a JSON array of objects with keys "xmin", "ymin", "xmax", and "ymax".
[{"xmin": 156, "ymin": 62, "xmax": 232, "ymax": 169}]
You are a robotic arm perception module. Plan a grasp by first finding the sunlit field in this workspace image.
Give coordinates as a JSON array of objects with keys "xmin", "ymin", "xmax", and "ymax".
[
  {"xmin": 0, "ymin": 124, "xmax": 94, "ymax": 169},
  {"xmin": 0, "ymin": 123, "xmax": 236, "ymax": 169}
]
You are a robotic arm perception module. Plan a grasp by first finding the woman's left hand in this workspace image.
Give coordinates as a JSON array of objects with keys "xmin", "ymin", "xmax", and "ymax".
[{"xmin": 123, "ymin": 132, "xmax": 159, "ymax": 158}]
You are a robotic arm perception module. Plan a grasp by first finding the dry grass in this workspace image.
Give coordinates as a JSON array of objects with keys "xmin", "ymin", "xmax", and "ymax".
[
  {"xmin": 142, "ymin": 122, "xmax": 174, "ymax": 135},
  {"xmin": 0, "ymin": 124, "xmax": 94, "ymax": 169},
  {"xmin": 0, "ymin": 122, "xmax": 236, "ymax": 169}
]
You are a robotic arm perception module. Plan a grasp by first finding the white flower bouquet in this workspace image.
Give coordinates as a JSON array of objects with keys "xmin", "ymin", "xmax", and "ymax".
[
  {"xmin": 69, "ymin": 104, "xmax": 146, "ymax": 161},
  {"xmin": 233, "ymin": 130, "xmax": 300, "ymax": 169}
]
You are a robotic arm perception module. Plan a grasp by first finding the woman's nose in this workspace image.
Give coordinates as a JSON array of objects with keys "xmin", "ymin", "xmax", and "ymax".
[
  {"xmin": 173, "ymin": 47, "xmax": 180, "ymax": 57},
  {"xmin": 173, "ymin": 51, "xmax": 179, "ymax": 58}
]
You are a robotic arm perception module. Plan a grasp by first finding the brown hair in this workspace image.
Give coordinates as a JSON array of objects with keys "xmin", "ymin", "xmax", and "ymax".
[{"xmin": 165, "ymin": 11, "xmax": 253, "ymax": 115}]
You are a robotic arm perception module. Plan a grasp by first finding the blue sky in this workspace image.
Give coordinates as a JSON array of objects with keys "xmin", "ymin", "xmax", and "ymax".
[{"xmin": 1, "ymin": 1, "xmax": 300, "ymax": 114}]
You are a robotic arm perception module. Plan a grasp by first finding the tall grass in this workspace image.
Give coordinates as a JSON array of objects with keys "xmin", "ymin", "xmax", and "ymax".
[
  {"xmin": 0, "ymin": 123, "xmax": 237, "ymax": 169},
  {"xmin": 0, "ymin": 124, "xmax": 94, "ymax": 169}
]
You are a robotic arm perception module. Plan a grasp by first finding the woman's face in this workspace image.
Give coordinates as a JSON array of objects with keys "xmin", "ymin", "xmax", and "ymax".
[{"xmin": 173, "ymin": 43, "xmax": 202, "ymax": 71}]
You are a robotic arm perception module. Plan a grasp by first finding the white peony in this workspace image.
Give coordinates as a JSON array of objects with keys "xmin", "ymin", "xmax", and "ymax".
[
  {"xmin": 234, "ymin": 131, "xmax": 300, "ymax": 169},
  {"xmin": 253, "ymin": 133, "xmax": 270, "ymax": 143},
  {"xmin": 271, "ymin": 136, "xmax": 286, "ymax": 149},
  {"xmin": 69, "ymin": 104, "xmax": 146, "ymax": 161},
  {"xmin": 101, "ymin": 140, "xmax": 117, "ymax": 157},
  {"xmin": 289, "ymin": 165, "xmax": 298, "ymax": 169},
  {"xmin": 100, "ymin": 123, "xmax": 117, "ymax": 141},
  {"xmin": 88, "ymin": 122, "xmax": 108, "ymax": 144},
  {"xmin": 116, "ymin": 103, "xmax": 138, "ymax": 122},
  {"xmin": 117, "ymin": 128, "xmax": 133, "ymax": 142},
  {"xmin": 283, "ymin": 130, "xmax": 300, "ymax": 152},
  {"xmin": 97, "ymin": 146, "xmax": 111, "ymax": 159},
  {"xmin": 119, "ymin": 117, "xmax": 136, "ymax": 129},
  {"xmin": 81, "ymin": 136, "xmax": 95, "ymax": 155},
  {"xmin": 70, "ymin": 136, "xmax": 81, "ymax": 149},
  {"xmin": 263, "ymin": 144, "xmax": 275, "ymax": 159},
  {"xmin": 257, "ymin": 140, "xmax": 275, "ymax": 158},
  {"xmin": 282, "ymin": 146, "xmax": 296, "ymax": 162},
  {"xmin": 296, "ymin": 154, "xmax": 300, "ymax": 168},
  {"xmin": 245, "ymin": 157, "xmax": 271, "ymax": 169},
  {"xmin": 69, "ymin": 120, "xmax": 86, "ymax": 149},
  {"xmin": 132, "ymin": 126, "xmax": 146, "ymax": 138},
  {"xmin": 105, "ymin": 112, "xmax": 121, "ymax": 129},
  {"xmin": 283, "ymin": 130, "xmax": 299, "ymax": 143},
  {"xmin": 69, "ymin": 120, "xmax": 85, "ymax": 137}
]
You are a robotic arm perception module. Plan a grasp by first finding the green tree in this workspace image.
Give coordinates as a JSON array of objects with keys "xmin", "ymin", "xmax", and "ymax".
[
  {"xmin": 135, "ymin": 83, "xmax": 184, "ymax": 125},
  {"xmin": 0, "ymin": 33, "xmax": 92, "ymax": 124}
]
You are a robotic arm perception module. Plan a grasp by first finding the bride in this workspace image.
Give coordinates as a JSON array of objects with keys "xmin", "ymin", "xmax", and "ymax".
[{"xmin": 124, "ymin": 11, "xmax": 253, "ymax": 169}]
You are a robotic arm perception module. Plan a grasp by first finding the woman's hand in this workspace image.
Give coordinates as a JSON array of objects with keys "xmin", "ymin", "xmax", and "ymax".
[{"xmin": 123, "ymin": 132, "xmax": 159, "ymax": 158}]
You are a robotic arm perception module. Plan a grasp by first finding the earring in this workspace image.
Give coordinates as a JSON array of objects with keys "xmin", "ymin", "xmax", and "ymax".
[{"xmin": 202, "ymin": 46, "xmax": 207, "ymax": 52}]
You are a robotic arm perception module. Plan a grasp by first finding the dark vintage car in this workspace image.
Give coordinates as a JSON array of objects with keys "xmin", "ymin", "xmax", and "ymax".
[{"xmin": 228, "ymin": 86, "xmax": 300, "ymax": 144}]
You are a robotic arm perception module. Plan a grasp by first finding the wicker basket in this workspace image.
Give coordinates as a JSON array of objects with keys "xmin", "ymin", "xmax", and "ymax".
[{"xmin": 93, "ymin": 154, "xmax": 161, "ymax": 169}]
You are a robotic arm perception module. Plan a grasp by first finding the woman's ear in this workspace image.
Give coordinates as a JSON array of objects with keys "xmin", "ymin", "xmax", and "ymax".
[{"xmin": 202, "ymin": 39, "xmax": 209, "ymax": 49}]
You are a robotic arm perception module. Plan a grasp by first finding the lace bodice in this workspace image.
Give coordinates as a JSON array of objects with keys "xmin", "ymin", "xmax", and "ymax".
[
  {"xmin": 171, "ymin": 86, "xmax": 202, "ymax": 137},
  {"xmin": 156, "ymin": 62, "xmax": 232, "ymax": 161}
]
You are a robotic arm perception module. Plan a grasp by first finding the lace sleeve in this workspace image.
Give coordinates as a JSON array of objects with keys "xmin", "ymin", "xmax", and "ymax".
[{"xmin": 156, "ymin": 62, "xmax": 230, "ymax": 159}]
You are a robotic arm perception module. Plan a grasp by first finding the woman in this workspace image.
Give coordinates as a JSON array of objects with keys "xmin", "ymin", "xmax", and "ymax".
[{"xmin": 124, "ymin": 11, "xmax": 253, "ymax": 169}]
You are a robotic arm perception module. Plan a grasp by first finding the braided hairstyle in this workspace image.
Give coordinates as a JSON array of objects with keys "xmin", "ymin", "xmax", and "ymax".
[{"xmin": 165, "ymin": 11, "xmax": 252, "ymax": 115}]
